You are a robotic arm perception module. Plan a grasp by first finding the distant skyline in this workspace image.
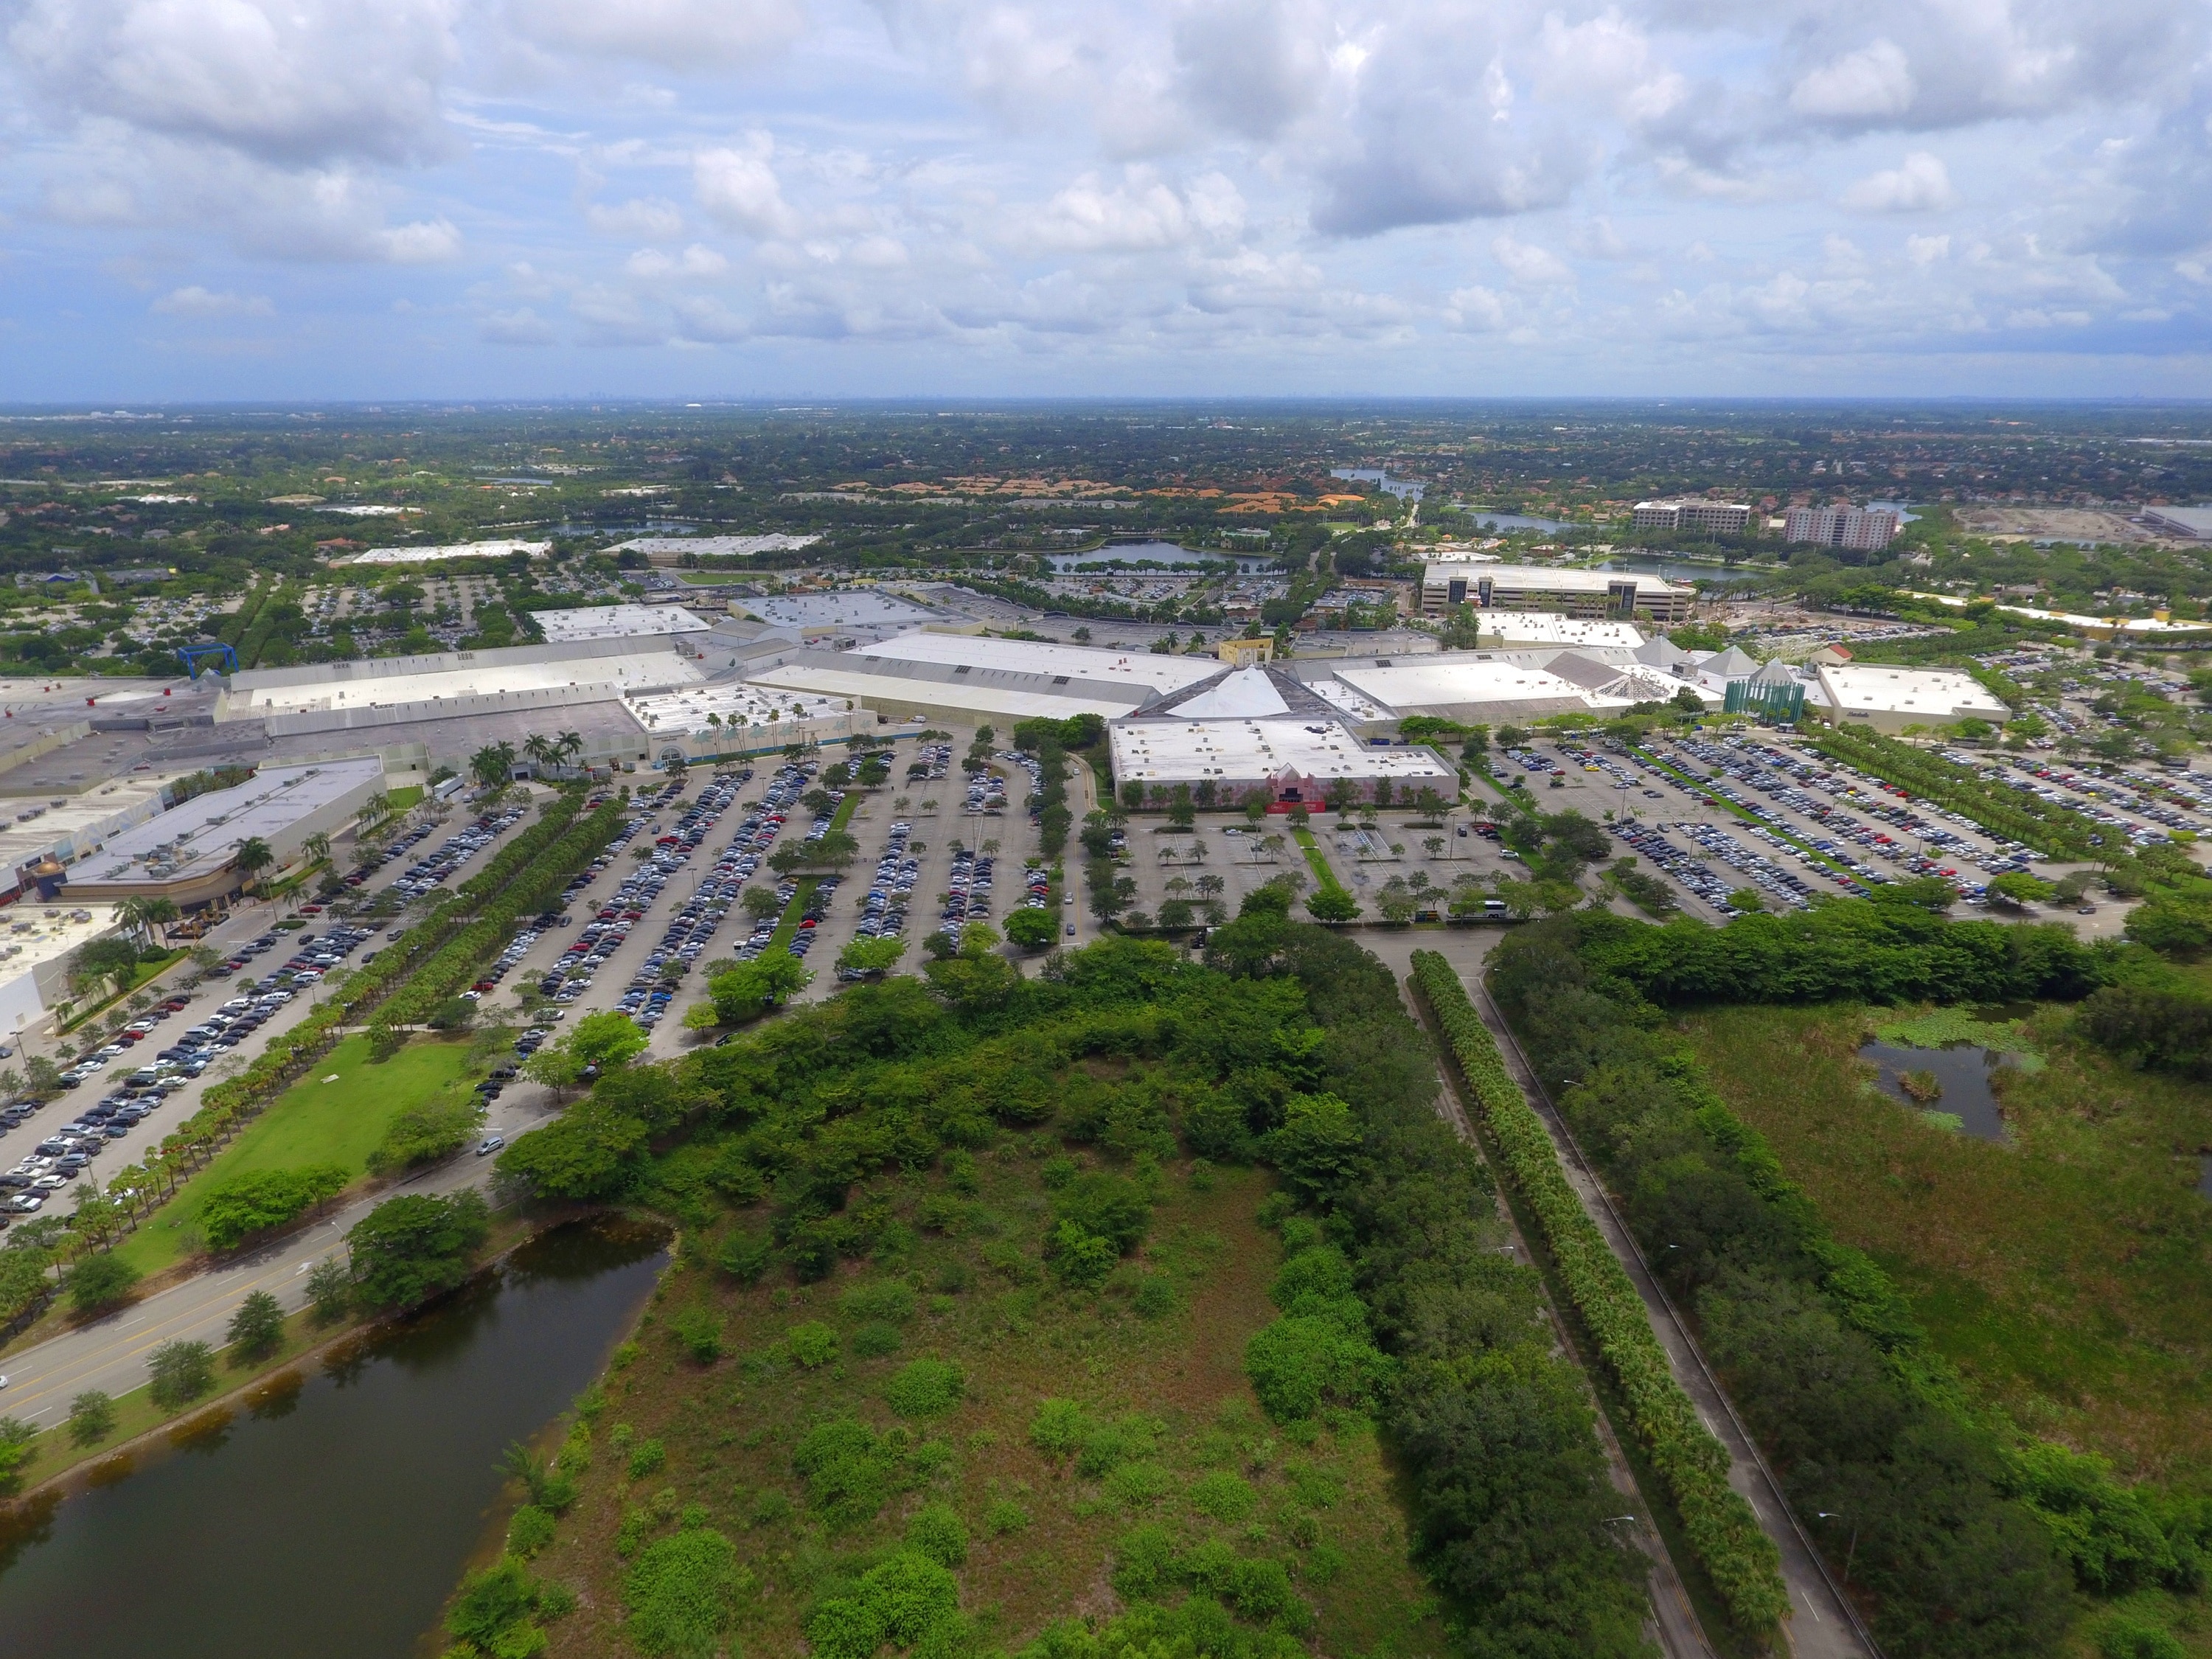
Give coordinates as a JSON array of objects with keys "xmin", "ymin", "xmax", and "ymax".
[{"xmin": 3, "ymin": 0, "xmax": 2208, "ymax": 400}]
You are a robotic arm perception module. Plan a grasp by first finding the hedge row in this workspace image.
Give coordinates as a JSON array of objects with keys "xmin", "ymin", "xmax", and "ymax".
[
  {"xmin": 380, "ymin": 798, "xmax": 626, "ymax": 1023},
  {"xmin": 1410, "ymin": 949, "xmax": 1790, "ymax": 1632},
  {"xmin": 71, "ymin": 791, "xmax": 619, "ymax": 1256}
]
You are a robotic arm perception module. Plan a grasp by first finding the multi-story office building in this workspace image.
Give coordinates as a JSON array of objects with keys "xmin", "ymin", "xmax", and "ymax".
[
  {"xmin": 1784, "ymin": 504, "xmax": 1902, "ymax": 552},
  {"xmin": 1630, "ymin": 499, "xmax": 1753, "ymax": 535}
]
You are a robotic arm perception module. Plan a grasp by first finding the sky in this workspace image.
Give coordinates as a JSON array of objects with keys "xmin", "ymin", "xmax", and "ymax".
[{"xmin": 2, "ymin": 0, "xmax": 2211, "ymax": 400}]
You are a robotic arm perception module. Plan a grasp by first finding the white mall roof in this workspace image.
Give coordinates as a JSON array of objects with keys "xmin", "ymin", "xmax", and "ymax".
[
  {"xmin": 1333, "ymin": 658, "xmax": 1598, "ymax": 717},
  {"xmin": 1816, "ymin": 664, "xmax": 2010, "ymax": 719},
  {"xmin": 536, "ymin": 603, "xmax": 715, "ymax": 642},
  {"xmin": 235, "ymin": 651, "xmax": 701, "ymax": 715},
  {"xmin": 1110, "ymin": 718, "xmax": 1456, "ymax": 787},
  {"xmin": 627, "ymin": 682, "xmax": 852, "ymax": 734},
  {"xmin": 1469, "ymin": 613, "xmax": 1648, "ymax": 648},
  {"xmin": 745, "ymin": 659, "xmax": 1133, "ymax": 721},
  {"xmin": 745, "ymin": 591, "xmax": 938, "ymax": 630},
  {"xmin": 852, "ymin": 630, "xmax": 1222, "ymax": 696},
  {"xmin": 1166, "ymin": 667, "xmax": 1287, "ymax": 719},
  {"xmin": 612, "ymin": 534, "xmax": 822, "ymax": 557},
  {"xmin": 349, "ymin": 539, "xmax": 547, "ymax": 565}
]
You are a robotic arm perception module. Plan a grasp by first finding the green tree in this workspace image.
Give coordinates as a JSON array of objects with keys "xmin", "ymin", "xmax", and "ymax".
[
  {"xmin": 305, "ymin": 1256, "xmax": 352, "ymax": 1323},
  {"xmin": 1004, "ymin": 908, "xmax": 1056, "ymax": 950},
  {"xmin": 1726, "ymin": 887, "xmax": 1767, "ymax": 914},
  {"xmin": 470, "ymin": 742, "xmax": 518, "ymax": 790},
  {"xmin": 199, "ymin": 1164, "xmax": 347, "ymax": 1251},
  {"xmin": 1307, "ymin": 888, "xmax": 1360, "ymax": 923},
  {"xmin": 147, "ymin": 1338, "xmax": 216, "ymax": 1408},
  {"xmin": 1988, "ymin": 872, "xmax": 2056, "ymax": 910},
  {"xmin": 568, "ymin": 1009, "xmax": 650, "ymax": 1070},
  {"xmin": 233, "ymin": 836, "xmax": 276, "ymax": 889},
  {"xmin": 68, "ymin": 1251, "xmax": 140, "ymax": 1313},
  {"xmin": 68, "ymin": 1389, "xmax": 116, "ymax": 1447},
  {"xmin": 836, "ymin": 936, "xmax": 908, "ymax": 976},
  {"xmin": 226, "ymin": 1288, "xmax": 285, "ymax": 1361},
  {"xmin": 346, "ymin": 1189, "xmax": 492, "ymax": 1311}
]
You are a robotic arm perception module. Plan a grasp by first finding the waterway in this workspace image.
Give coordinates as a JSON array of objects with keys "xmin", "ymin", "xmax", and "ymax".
[
  {"xmin": 0, "ymin": 1217, "xmax": 666, "ymax": 1659},
  {"xmin": 1859, "ymin": 1040, "xmax": 2015, "ymax": 1141},
  {"xmin": 1458, "ymin": 510, "xmax": 1571, "ymax": 535}
]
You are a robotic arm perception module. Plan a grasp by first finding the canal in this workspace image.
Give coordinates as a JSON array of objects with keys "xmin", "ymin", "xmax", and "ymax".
[{"xmin": 0, "ymin": 1217, "xmax": 664, "ymax": 1658}]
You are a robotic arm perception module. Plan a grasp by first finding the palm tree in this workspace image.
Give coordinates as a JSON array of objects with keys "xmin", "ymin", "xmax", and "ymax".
[
  {"xmin": 557, "ymin": 731, "xmax": 585, "ymax": 774},
  {"xmin": 302, "ymin": 831, "xmax": 332, "ymax": 868},
  {"xmin": 234, "ymin": 837, "xmax": 275, "ymax": 891},
  {"xmin": 522, "ymin": 734, "xmax": 558, "ymax": 777},
  {"xmin": 113, "ymin": 895, "xmax": 178, "ymax": 945},
  {"xmin": 470, "ymin": 742, "xmax": 517, "ymax": 790}
]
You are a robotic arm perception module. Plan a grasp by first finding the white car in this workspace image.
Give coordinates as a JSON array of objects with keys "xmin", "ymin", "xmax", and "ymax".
[{"xmin": 475, "ymin": 1135, "xmax": 506, "ymax": 1156}]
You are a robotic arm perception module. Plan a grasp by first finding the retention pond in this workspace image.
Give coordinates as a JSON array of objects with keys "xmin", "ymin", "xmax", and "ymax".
[{"xmin": 0, "ymin": 1215, "xmax": 665, "ymax": 1658}]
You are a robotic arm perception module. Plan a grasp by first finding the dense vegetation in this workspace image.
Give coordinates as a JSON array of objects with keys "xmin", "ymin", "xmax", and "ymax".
[
  {"xmin": 1492, "ymin": 913, "xmax": 2212, "ymax": 1658},
  {"xmin": 456, "ymin": 908, "xmax": 1654, "ymax": 1659}
]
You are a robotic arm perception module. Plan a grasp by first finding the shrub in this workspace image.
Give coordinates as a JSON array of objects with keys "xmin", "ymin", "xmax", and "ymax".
[
  {"xmin": 886, "ymin": 1358, "xmax": 964, "ymax": 1419},
  {"xmin": 793, "ymin": 1418, "xmax": 896, "ymax": 1530},
  {"xmin": 1029, "ymin": 1397, "xmax": 1089, "ymax": 1461},
  {"xmin": 905, "ymin": 1501, "xmax": 969, "ymax": 1565},
  {"xmin": 627, "ymin": 1438, "xmax": 667, "ymax": 1479},
  {"xmin": 787, "ymin": 1321, "xmax": 839, "ymax": 1368},
  {"xmin": 226, "ymin": 1288, "xmax": 285, "ymax": 1360},
  {"xmin": 508, "ymin": 1504, "xmax": 557, "ymax": 1558},
  {"xmin": 841, "ymin": 1279, "xmax": 918, "ymax": 1324},
  {"xmin": 625, "ymin": 1527, "xmax": 745, "ymax": 1658},
  {"xmin": 1189, "ymin": 1471, "xmax": 1259, "ymax": 1523},
  {"xmin": 717, "ymin": 1230, "xmax": 775, "ymax": 1284},
  {"xmin": 198, "ymin": 1164, "xmax": 348, "ymax": 1251},
  {"xmin": 366, "ymin": 1096, "xmax": 483, "ymax": 1175},
  {"xmin": 2097, "ymin": 1618, "xmax": 2188, "ymax": 1659},
  {"xmin": 668, "ymin": 1306, "xmax": 723, "ymax": 1365},
  {"xmin": 1243, "ymin": 1316, "xmax": 1388, "ymax": 1422},
  {"xmin": 850, "ymin": 1321, "xmax": 902, "ymax": 1358},
  {"xmin": 809, "ymin": 1550, "xmax": 959, "ymax": 1659}
]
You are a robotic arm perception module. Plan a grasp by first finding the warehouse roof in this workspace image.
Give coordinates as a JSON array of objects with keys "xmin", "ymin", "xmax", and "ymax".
[
  {"xmin": 1469, "ymin": 613, "xmax": 1648, "ymax": 647},
  {"xmin": 851, "ymin": 630, "xmax": 1222, "ymax": 696},
  {"xmin": 626, "ymin": 682, "xmax": 852, "ymax": 734},
  {"xmin": 536, "ymin": 603, "xmax": 715, "ymax": 642},
  {"xmin": 70, "ymin": 758, "xmax": 382, "ymax": 888},
  {"xmin": 349, "ymin": 539, "xmax": 549, "ymax": 566}
]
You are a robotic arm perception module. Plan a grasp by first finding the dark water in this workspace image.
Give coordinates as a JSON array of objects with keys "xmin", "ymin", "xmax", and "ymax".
[
  {"xmin": 0, "ymin": 1217, "xmax": 665, "ymax": 1659},
  {"xmin": 1860, "ymin": 1041, "xmax": 2016, "ymax": 1140},
  {"xmin": 1601, "ymin": 554, "xmax": 1764, "ymax": 585}
]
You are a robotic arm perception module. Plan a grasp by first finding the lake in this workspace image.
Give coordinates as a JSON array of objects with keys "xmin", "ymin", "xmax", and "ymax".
[
  {"xmin": 0, "ymin": 1217, "xmax": 665, "ymax": 1658},
  {"xmin": 1860, "ymin": 1040, "xmax": 2016, "ymax": 1141}
]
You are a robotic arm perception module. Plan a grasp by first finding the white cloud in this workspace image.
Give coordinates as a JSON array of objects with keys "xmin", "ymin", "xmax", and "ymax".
[
  {"xmin": 1442, "ymin": 283, "xmax": 1506, "ymax": 330},
  {"xmin": 625, "ymin": 243, "xmax": 728, "ymax": 278},
  {"xmin": 1791, "ymin": 39, "xmax": 1917, "ymax": 120},
  {"xmin": 588, "ymin": 198, "xmax": 686, "ymax": 240},
  {"xmin": 1907, "ymin": 233, "xmax": 1951, "ymax": 265},
  {"xmin": 693, "ymin": 139, "xmax": 800, "ymax": 240},
  {"xmin": 503, "ymin": 0, "xmax": 802, "ymax": 71},
  {"xmin": 1491, "ymin": 232, "xmax": 1572, "ymax": 287},
  {"xmin": 375, "ymin": 218, "xmax": 463, "ymax": 262},
  {"xmin": 150, "ymin": 284, "xmax": 272, "ymax": 316},
  {"xmin": 479, "ymin": 307, "xmax": 554, "ymax": 344},
  {"xmin": 1029, "ymin": 168, "xmax": 1244, "ymax": 252},
  {"xmin": 1843, "ymin": 152, "xmax": 1957, "ymax": 212},
  {"xmin": 9, "ymin": 0, "xmax": 459, "ymax": 165}
]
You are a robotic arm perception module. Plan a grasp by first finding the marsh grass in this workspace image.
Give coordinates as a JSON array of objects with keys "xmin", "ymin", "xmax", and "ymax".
[{"xmin": 1689, "ymin": 1003, "xmax": 2212, "ymax": 1481}]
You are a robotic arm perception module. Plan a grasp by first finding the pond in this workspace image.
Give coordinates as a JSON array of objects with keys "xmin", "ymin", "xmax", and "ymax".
[
  {"xmin": 1044, "ymin": 542, "xmax": 1273, "ymax": 574},
  {"xmin": 1457, "ymin": 510, "xmax": 1571, "ymax": 535},
  {"xmin": 1859, "ymin": 1040, "xmax": 2017, "ymax": 1141},
  {"xmin": 0, "ymin": 1217, "xmax": 666, "ymax": 1659},
  {"xmin": 1601, "ymin": 554, "xmax": 1767, "ymax": 585}
]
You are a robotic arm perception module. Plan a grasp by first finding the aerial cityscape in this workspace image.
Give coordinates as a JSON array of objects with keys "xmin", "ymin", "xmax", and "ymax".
[{"xmin": 3, "ymin": 0, "xmax": 2212, "ymax": 1655}]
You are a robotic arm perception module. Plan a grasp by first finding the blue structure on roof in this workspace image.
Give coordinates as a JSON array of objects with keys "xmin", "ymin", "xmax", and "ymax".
[{"xmin": 177, "ymin": 642, "xmax": 239, "ymax": 680}]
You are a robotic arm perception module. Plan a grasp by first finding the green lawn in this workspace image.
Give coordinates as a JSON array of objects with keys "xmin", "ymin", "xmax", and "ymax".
[
  {"xmin": 113, "ymin": 1033, "xmax": 482, "ymax": 1274},
  {"xmin": 1290, "ymin": 824, "xmax": 1348, "ymax": 896},
  {"xmin": 384, "ymin": 784, "xmax": 425, "ymax": 812}
]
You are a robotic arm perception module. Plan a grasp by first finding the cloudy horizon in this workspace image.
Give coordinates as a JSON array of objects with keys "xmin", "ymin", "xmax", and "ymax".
[{"xmin": 3, "ymin": 0, "xmax": 2209, "ymax": 400}]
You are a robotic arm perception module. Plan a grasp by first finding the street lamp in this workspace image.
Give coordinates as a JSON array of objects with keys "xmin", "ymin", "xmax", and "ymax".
[{"xmin": 1815, "ymin": 1512, "xmax": 1860, "ymax": 1582}]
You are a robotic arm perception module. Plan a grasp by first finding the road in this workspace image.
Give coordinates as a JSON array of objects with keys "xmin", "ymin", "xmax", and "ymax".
[{"xmin": 0, "ymin": 1133, "xmax": 543, "ymax": 1428}]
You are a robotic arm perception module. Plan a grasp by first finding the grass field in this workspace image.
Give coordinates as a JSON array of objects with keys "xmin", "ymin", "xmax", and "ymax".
[
  {"xmin": 1685, "ymin": 1003, "xmax": 2212, "ymax": 1484},
  {"xmin": 529, "ymin": 1159, "xmax": 1443, "ymax": 1659},
  {"xmin": 112, "ymin": 1033, "xmax": 481, "ymax": 1275}
]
